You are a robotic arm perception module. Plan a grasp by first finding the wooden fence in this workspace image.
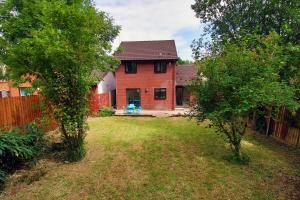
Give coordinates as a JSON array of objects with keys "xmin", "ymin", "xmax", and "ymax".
[
  {"xmin": 265, "ymin": 108, "xmax": 300, "ymax": 148},
  {"xmin": 0, "ymin": 95, "xmax": 57, "ymax": 131},
  {"xmin": 88, "ymin": 92, "xmax": 111, "ymax": 114},
  {"xmin": 1, "ymin": 92, "xmax": 112, "ymax": 130},
  {"xmin": 99, "ymin": 93, "xmax": 110, "ymax": 108}
]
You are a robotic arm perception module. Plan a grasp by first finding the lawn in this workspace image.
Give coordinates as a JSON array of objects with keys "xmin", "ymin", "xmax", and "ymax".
[{"xmin": 1, "ymin": 117, "xmax": 300, "ymax": 200}]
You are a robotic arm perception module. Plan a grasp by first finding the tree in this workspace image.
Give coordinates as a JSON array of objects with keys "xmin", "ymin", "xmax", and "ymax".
[
  {"xmin": 191, "ymin": 0, "xmax": 300, "ymax": 87},
  {"xmin": 177, "ymin": 57, "xmax": 194, "ymax": 65},
  {"xmin": 0, "ymin": 0, "xmax": 120, "ymax": 161},
  {"xmin": 190, "ymin": 34, "xmax": 298, "ymax": 161},
  {"xmin": 0, "ymin": 65, "xmax": 5, "ymax": 80},
  {"xmin": 192, "ymin": 0, "xmax": 300, "ymax": 44}
]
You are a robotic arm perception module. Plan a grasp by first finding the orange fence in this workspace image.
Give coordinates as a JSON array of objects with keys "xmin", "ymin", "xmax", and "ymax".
[
  {"xmin": 0, "ymin": 92, "xmax": 113, "ymax": 130},
  {"xmin": 99, "ymin": 93, "xmax": 110, "ymax": 108},
  {"xmin": 0, "ymin": 95, "xmax": 57, "ymax": 131},
  {"xmin": 89, "ymin": 92, "xmax": 110, "ymax": 114}
]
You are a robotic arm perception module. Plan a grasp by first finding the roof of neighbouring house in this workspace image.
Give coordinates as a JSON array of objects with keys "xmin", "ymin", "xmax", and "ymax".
[
  {"xmin": 114, "ymin": 40, "xmax": 178, "ymax": 61},
  {"xmin": 176, "ymin": 64, "xmax": 197, "ymax": 86},
  {"xmin": 91, "ymin": 70, "xmax": 107, "ymax": 79}
]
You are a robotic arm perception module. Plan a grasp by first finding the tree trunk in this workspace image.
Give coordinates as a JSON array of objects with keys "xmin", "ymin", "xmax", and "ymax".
[
  {"xmin": 59, "ymin": 119, "xmax": 86, "ymax": 162},
  {"xmin": 233, "ymin": 142, "xmax": 242, "ymax": 160}
]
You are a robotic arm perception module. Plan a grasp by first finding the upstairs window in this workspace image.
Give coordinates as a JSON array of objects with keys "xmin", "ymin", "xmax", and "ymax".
[
  {"xmin": 154, "ymin": 88, "xmax": 167, "ymax": 100},
  {"xmin": 154, "ymin": 61, "xmax": 167, "ymax": 73},
  {"xmin": 125, "ymin": 61, "xmax": 137, "ymax": 74},
  {"xmin": 0, "ymin": 90, "xmax": 10, "ymax": 98},
  {"xmin": 19, "ymin": 87, "xmax": 32, "ymax": 96}
]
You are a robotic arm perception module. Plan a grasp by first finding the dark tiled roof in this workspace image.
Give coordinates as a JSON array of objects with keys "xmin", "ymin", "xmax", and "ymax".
[
  {"xmin": 114, "ymin": 40, "xmax": 178, "ymax": 61},
  {"xmin": 176, "ymin": 64, "xmax": 197, "ymax": 86},
  {"xmin": 91, "ymin": 70, "xmax": 107, "ymax": 79}
]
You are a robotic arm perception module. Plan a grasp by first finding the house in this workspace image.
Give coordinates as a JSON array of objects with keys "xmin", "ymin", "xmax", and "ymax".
[
  {"xmin": 114, "ymin": 40, "xmax": 177, "ymax": 110},
  {"xmin": 175, "ymin": 64, "xmax": 197, "ymax": 107},
  {"xmin": 89, "ymin": 72, "xmax": 117, "ymax": 113},
  {"xmin": 113, "ymin": 40, "xmax": 196, "ymax": 110},
  {"xmin": 0, "ymin": 65, "xmax": 34, "ymax": 98},
  {"xmin": 0, "ymin": 81, "xmax": 33, "ymax": 98}
]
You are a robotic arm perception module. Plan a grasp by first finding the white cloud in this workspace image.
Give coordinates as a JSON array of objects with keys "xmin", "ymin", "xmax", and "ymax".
[{"xmin": 95, "ymin": 0, "xmax": 202, "ymax": 60}]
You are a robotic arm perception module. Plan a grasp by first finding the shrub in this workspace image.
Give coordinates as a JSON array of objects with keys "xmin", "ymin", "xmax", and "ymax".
[
  {"xmin": 0, "ymin": 170, "xmax": 6, "ymax": 188},
  {"xmin": 98, "ymin": 107, "xmax": 114, "ymax": 117},
  {"xmin": 0, "ymin": 123, "xmax": 45, "ymax": 174}
]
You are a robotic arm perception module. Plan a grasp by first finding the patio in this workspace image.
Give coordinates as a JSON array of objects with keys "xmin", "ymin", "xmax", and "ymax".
[{"xmin": 115, "ymin": 108, "xmax": 190, "ymax": 117}]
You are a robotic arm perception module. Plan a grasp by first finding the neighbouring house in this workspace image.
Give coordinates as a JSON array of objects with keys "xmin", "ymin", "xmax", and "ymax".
[
  {"xmin": 175, "ymin": 64, "xmax": 197, "ymax": 107},
  {"xmin": 89, "ymin": 72, "xmax": 117, "ymax": 113},
  {"xmin": 0, "ymin": 81, "xmax": 33, "ymax": 98},
  {"xmin": 113, "ymin": 40, "xmax": 197, "ymax": 110},
  {"xmin": 0, "ymin": 65, "xmax": 35, "ymax": 98}
]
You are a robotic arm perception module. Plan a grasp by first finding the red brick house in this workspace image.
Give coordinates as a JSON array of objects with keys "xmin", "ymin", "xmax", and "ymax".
[
  {"xmin": 0, "ymin": 81, "xmax": 34, "ymax": 98},
  {"xmin": 114, "ymin": 40, "xmax": 196, "ymax": 110}
]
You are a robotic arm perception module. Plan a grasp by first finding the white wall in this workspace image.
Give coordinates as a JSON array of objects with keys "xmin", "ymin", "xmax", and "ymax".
[{"xmin": 97, "ymin": 72, "xmax": 116, "ymax": 94}]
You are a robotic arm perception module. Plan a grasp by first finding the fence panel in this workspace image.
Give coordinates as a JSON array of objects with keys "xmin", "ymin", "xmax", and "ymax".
[
  {"xmin": 99, "ymin": 93, "xmax": 110, "ymax": 108},
  {"xmin": 0, "ymin": 95, "xmax": 56, "ymax": 130},
  {"xmin": 269, "ymin": 108, "xmax": 300, "ymax": 148}
]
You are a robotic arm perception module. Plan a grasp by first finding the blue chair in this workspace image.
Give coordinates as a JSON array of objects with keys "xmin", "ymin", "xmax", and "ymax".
[
  {"xmin": 136, "ymin": 106, "xmax": 142, "ymax": 113},
  {"xmin": 126, "ymin": 104, "xmax": 136, "ymax": 114}
]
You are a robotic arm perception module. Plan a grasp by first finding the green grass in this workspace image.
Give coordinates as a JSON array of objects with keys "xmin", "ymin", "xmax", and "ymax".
[{"xmin": 1, "ymin": 117, "xmax": 300, "ymax": 200}]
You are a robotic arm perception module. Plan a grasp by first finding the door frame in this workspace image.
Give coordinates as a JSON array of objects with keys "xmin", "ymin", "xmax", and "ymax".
[
  {"xmin": 176, "ymin": 86, "xmax": 184, "ymax": 106},
  {"xmin": 126, "ymin": 88, "xmax": 141, "ymax": 107}
]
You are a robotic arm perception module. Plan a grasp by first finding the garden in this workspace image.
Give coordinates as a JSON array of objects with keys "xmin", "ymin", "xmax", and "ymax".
[{"xmin": 1, "ymin": 117, "xmax": 299, "ymax": 200}]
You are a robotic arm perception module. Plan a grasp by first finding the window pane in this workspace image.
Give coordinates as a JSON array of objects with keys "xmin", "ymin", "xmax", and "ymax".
[
  {"xmin": 19, "ymin": 88, "xmax": 32, "ymax": 96},
  {"xmin": 125, "ymin": 61, "xmax": 137, "ymax": 73},
  {"xmin": 154, "ymin": 61, "xmax": 167, "ymax": 73},
  {"xmin": 154, "ymin": 88, "xmax": 167, "ymax": 100},
  {"xmin": 20, "ymin": 88, "xmax": 26, "ymax": 96}
]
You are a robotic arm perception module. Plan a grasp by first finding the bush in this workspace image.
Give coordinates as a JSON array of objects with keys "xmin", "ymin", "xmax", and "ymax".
[
  {"xmin": 0, "ymin": 123, "xmax": 45, "ymax": 177},
  {"xmin": 0, "ymin": 170, "xmax": 6, "ymax": 188},
  {"xmin": 98, "ymin": 107, "xmax": 114, "ymax": 117},
  {"xmin": 224, "ymin": 152, "xmax": 250, "ymax": 165}
]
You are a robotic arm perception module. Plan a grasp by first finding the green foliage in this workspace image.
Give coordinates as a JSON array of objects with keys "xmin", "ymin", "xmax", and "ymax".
[
  {"xmin": 192, "ymin": 0, "xmax": 300, "ymax": 44},
  {"xmin": 176, "ymin": 57, "xmax": 194, "ymax": 65},
  {"xmin": 0, "ymin": 0, "xmax": 120, "ymax": 161},
  {"xmin": 191, "ymin": 34, "xmax": 299, "ymax": 161},
  {"xmin": 255, "ymin": 109, "xmax": 267, "ymax": 133},
  {"xmin": 0, "ymin": 123, "xmax": 45, "ymax": 188},
  {"xmin": 0, "ymin": 123, "xmax": 45, "ymax": 171},
  {"xmin": 0, "ymin": 65, "xmax": 6, "ymax": 80},
  {"xmin": 0, "ymin": 169, "xmax": 6, "ymax": 187},
  {"xmin": 191, "ymin": 0, "xmax": 300, "ymax": 91},
  {"xmin": 98, "ymin": 107, "xmax": 114, "ymax": 117},
  {"xmin": 64, "ymin": 138, "xmax": 86, "ymax": 162},
  {"xmin": 223, "ymin": 152, "xmax": 250, "ymax": 165}
]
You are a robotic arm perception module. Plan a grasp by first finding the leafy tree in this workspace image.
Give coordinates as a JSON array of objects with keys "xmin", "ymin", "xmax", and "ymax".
[
  {"xmin": 192, "ymin": 0, "xmax": 300, "ymax": 44},
  {"xmin": 190, "ymin": 34, "xmax": 298, "ymax": 161},
  {"xmin": 177, "ymin": 57, "xmax": 194, "ymax": 65},
  {"xmin": 0, "ymin": 0, "xmax": 120, "ymax": 161},
  {"xmin": 191, "ymin": 0, "xmax": 300, "ymax": 88},
  {"xmin": 0, "ymin": 65, "xmax": 5, "ymax": 80}
]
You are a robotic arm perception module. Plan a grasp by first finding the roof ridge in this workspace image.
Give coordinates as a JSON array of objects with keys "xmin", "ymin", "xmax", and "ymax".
[
  {"xmin": 115, "ymin": 40, "xmax": 178, "ymax": 61},
  {"xmin": 120, "ymin": 40, "xmax": 175, "ymax": 43}
]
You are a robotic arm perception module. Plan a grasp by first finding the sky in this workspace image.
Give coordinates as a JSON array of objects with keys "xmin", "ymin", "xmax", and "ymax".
[{"xmin": 94, "ymin": 0, "xmax": 203, "ymax": 60}]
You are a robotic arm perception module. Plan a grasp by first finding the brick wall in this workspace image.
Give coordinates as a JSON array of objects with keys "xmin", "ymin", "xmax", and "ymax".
[{"xmin": 116, "ymin": 61, "xmax": 175, "ymax": 110}]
